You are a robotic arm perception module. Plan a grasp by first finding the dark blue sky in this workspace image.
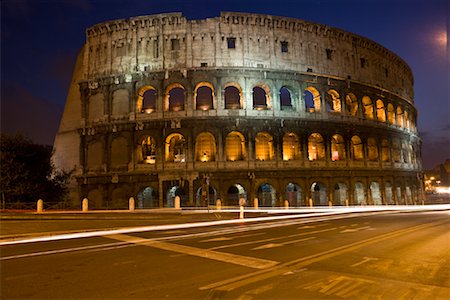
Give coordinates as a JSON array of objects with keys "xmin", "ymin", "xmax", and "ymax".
[{"xmin": 1, "ymin": 0, "xmax": 448, "ymax": 169}]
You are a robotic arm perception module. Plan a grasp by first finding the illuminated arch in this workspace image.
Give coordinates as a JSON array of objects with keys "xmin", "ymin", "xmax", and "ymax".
[
  {"xmin": 224, "ymin": 83, "xmax": 243, "ymax": 109},
  {"xmin": 381, "ymin": 139, "xmax": 390, "ymax": 162},
  {"xmin": 345, "ymin": 93, "xmax": 358, "ymax": 116},
  {"xmin": 137, "ymin": 85, "xmax": 157, "ymax": 113},
  {"xmin": 404, "ymin": 110, "xmax": 410, "ymax": 129},
  {"xmin": 194, "ymin": 82, "xmax": 214, "ymax": 110},
  {"xmin": 376, "ymin": 99, "xmax": 386, "ymax": 122},
  {"xmin": 387, "ymin": 103, "xmax": 395, "ymax": 124},
  {"xmin": 138, "ymin": 135, "xmax": 156, "ymax": 164},
  {"xmin": 280, "ymin": 86, "xmax": 293, "ymax": 109},
  {"xmin": 331, "ymin": 134, "xmax": 346, "ymax": 161},
  {"xmin": 255, "ymin": 132, "xmax": 274, "ymax": 161},
  {"xmin": 367, "ymin": 137, "xmax": 378, "ymax": 161},
  {"xmin": 253, "ymin": 85, "xmax": 271, "ymax": 110},
  {"xmin": 392, "ymin": 139, "xmax": 401, "ymax": 162},
  {"xmin": 308, "ymin": 133, "xmax": 325, "ymax": 161},
  {"xmin": 195, "ymin": 132, "xmax": 216, "ymax": 162},
  {"xmin": 362, "ymin": 96, "xmax": 374, "ymax": 120},
  {"xmin": 396, "ymin": 106, "xmax": 404, "ymax": 127},
  {"xmin": 164, "ymin": 83, "xmax": 185, "ymax": 111},
  {"xmin": 282, "ymin": 132, "xmax": 301, "ymax": 160},
  {"xmin": 165, "ymin": 133, "xmax": 186, "ymax": 162},
  {"xmin": 351, "ymin": 136, "xmax": 364, "ymax": 160},
  {"xmin": 225, "ymin": 131, "xmax": 246, "ymax": 161},
  {"xmin": 326, "ymin": 89, "xmax": 341, "ymax": 112},
  {"xmin": 305, "ymin": 86, "xmax": 321, "ymax": 112}
]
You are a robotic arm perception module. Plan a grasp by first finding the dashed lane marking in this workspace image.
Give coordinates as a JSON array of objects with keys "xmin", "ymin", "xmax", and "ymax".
[
  {"xmin": 251, "ymin": 237, "xmax": 316, "ymax": 250},
  {"xmin": 106, "ymin": 234, "xmax": 279, "ymax": 270}
]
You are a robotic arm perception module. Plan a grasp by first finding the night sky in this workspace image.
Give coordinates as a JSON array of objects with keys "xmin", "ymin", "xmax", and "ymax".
[{"xmin": 1, "ymin": 0, "xmax": 448, "ymax": 169}]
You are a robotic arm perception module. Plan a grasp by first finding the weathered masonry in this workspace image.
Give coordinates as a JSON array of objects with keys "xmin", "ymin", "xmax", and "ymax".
[{"xmin": 53, "ymin": 12, "xmax": 424, "ymax": 209}]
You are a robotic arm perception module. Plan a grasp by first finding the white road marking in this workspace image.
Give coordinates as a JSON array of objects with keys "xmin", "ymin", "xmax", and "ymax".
[
  {"xmin": 200, "ymin": 237, "xmax": 233, "ymax": 242},
  {"xmin": 351, "ymin": 256, "xmax": 379, "ymax": 267},
  {"xmin": 340, "ymin": 226, "xmax": 371, "ymax": 233},
  {"xmin": 211, "ymin": 228, "xmax": 334, "ymax": 250},
  {"xmin": 107, "ymin": 234, "xmax": 279, "ymax": 269},
  {"xmin": 251, "ymin": 237, "xmax": 316, "ymax": 250}
]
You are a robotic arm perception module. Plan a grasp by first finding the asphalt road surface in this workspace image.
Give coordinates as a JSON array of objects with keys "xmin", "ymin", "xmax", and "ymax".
[{"xmin": 1, "ymin": 210, "xmax": 449, "ymax": 299}]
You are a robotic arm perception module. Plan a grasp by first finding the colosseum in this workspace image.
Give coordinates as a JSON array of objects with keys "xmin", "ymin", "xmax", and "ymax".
[{"xmin": 53, "ymin": 12, "xmax": 424, "ymax": 209}]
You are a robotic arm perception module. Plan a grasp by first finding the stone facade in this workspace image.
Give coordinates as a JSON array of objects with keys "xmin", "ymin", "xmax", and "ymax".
[{"xmin": 53, "ymin": 12, "xmax": 423, "ymax": 209}]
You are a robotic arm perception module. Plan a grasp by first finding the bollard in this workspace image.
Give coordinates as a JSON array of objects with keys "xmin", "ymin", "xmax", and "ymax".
[
  {"xmin": 37, "ymin": 199, "xmax": 44, "ymax": 213},
  {"xmin": 328, "ymin": 201, "xmax": 332, "ymax": 207},
  {"xmin": 82, "ymin": 198, "xmax": 89, "ymax": 212},
  {"xmin": 284, "ymin": 200, "xmax": 289, "ymax": 209},
  {"xmin": 216, "ymin": 199, "xmax": 222, "ymax": 210},
  {"xmin": 254, "ymin": 198, "xmax": 259, "ymax": 209},
  {"xmin": 309, "ymin": 198, "xmax": 313, "ymax": 208},
  {"xmin": 174, "ymin": 195, "xmax": 181, "ymax": 209},
  {"xmin": 345, "ymin": 199, "xmax": 349, "ymax": 207},
  {"xmin": 239, "ymin": 205, "xmax": 244, "ymax": 219},
  {"xmin": 129, "ymin": 197, "xmax": 135, "ymax": 211}
]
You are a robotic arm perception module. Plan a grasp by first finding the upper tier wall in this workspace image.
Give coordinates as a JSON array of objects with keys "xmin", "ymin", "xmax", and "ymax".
[{"xmin": 84, "ymin": 12, "xmax": 414, "ymax": 102}]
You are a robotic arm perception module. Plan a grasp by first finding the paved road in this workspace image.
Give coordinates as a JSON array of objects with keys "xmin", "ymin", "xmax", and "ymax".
[{"xmin": 1, "ymin": 210, "xmax": 449, "ymax": 299}]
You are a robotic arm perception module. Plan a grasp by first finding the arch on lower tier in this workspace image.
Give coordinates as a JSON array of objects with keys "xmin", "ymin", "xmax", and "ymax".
[
  {"xmin": 226, "ymin": 184, "xmax": 247, "ymax": 206},
  {"xmin": 196, "ymin": 185, "xmax": 218, "ymax": 207},
  {"xmin": 370, "ymin": 182, "xmax": 382, "ymax": 205},
  {"xmin": 166, "ymin": 185, "xmax": 187, "ymax": 207},
  {"xmin": 137, "ymin": 187, "xmax": 158, "ymax": 208},
  {"xmin": 285, "ymin": 183, "xmax": 303, "ymax": 207},
  {"xmin": 354, "ymin": 182, "xmax": 366, "ymax": 205},
  {"xmin": 258, "ymin": 183, "xmax": 277, "ymax": 207},
  {"xmin": 334, "ymin": 183, "xmax": 348, "ymax": 206},
  {"xmin": 385, "ymin": 181, "xmax": 394, "ymax": 205},
  {"xmin": 311, "ymin": 182, "xmax": 327, "ymax": 205}
]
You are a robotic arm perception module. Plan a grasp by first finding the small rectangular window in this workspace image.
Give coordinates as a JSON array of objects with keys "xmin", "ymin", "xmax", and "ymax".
[
  {"xmin": 326, "ymin": 48, "xmax": 333, "ymax": 60},
  {"xmin": 227, "ymin": 37, "xmax": 236, "ymax": 49},
  {"xmin": 360, "ymin": 58, "xmax": 367, "ymax": 68},
  {"xmin": 200, "ymin": 62, "xmax": 208, "ymax": 67},
  {"xmin": 171, "ymin": 39, "xmax": 180, "ymax": 51},
  {"xmin": 153, "ymin": 40, "xmax": 159, "ymax": 58},
  {"xmin": 281, "ymin": 41, "xmax": 289, "ymax": 53}
]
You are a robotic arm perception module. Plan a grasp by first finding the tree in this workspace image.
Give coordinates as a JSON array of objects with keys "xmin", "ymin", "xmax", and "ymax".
[{"xmin": 0, "ymin": 133, "xmax": 72, "ymax": 205}]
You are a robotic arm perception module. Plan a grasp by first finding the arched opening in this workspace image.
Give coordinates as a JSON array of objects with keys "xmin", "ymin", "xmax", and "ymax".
[
  {"xmin": 258, "ymin": 183, "xmax": 276, "ymax": 207},
  {"xmin": 139, "ymin": 136, "xmax": 156, "ymax": 164},
  {"xmin": 404, "ymin": 111, "xmax": 410, "ymax": 129},
  {"xmin": 331, "ymin": 134, "xmax": 346, "ymax": 161},
  {"xmin": 376, "ymin": 100, "xmax": 386, "ymax": 122},
  {"xmin": 410, "ymin": 145, "xmax": 416, "ymax": 165},
  {"xmin": 282, "ymin": 133, "xmax": 301, "ymax": 161},
  {"xmin": 225, "ymin": 131, "xmax": 246, "ymax": 161},
  {"xmin": 165, "ymin": 133, "xmax": 186, "ymax": 162},
  {"xmin": 226, "ymin": 184, "xmax": 247, "ymax": 206},
  {"xmin": 367, "ymin": 137, "xmax": 378, "ymax": 161},
  {"xmin": 345, "ymin": 93, "xmax": 358, "ymax": 116},
  {"xmin": 381, "ymin": 139, "xmax": 390, "ymax": 162},
  {"xmin": 137, "ymin": 86, "xmax": 157, "ymax": 113},
  {"xmin": 392, "ymin": 139, "xmax": 401, "ymax": 162},
  {"xmin": 370, "ymin": 182, "xmax": 382, "ymax": 205},
  {"xmin": 255, "ymin": 132, "xmax": 274, "ymax": 161},
  {"xmin": 305, "ymin": 87, "xmax": 321, "ymax": 112},
  {"xmin": 195, "ymin": 83, "xmax": 214, "ymax": 110},
  {"xmin": 111, "ymin": 188, "xmax": 128, "ymax": 209},
  {"xmin": 166, "ymin": 186, "xmax": 187, "ymax": 207},
  {"xmin": 334, "ymin": 183, "xmax": 348, "ymax": 206},
  {"xmin": 326, "ymin": 89, "xmax": 341, "ymax": 112},
  {"xmin": 137, "ymin": 187, "xmax": 158, "ymax": 208},
  {"xmin": 308, "ymin": 133, "xmax": 325, "ymax": 161},
  {"xmin": 166, "ymin": 84, "xmax": 185, "ymax": 111},
  {"xmin": 280, "ymin": 86, "xmax": 293, "ymax": 110},
  {"xmin": 354, "ymin": 182, "xmax": 366, "ymax": 205},
  {"xmin": 195, "ymin": 132, "xmax": 216, "ymax": 162},
  {"xmin": 362, "ymin": 96, "xmax": 374, "ymax": 120},
  {"xmin": 311, "ymin": 182, "xmax": 327, "ymax": 205},
  {"xmin": 385, "ymin": 182, "xmax": 393, "ymax": 204},
  {"xmin": 396, "ymin": 106, "xmax": 404, "ymax": 127},
  {"xmin": 351, "ymin": 136, "xmax": 364, "ymax": 161},
  {"xmin": 396, "ymin": 186, "xmax": 403, "ymax": 204},
  {"xmin": 387, "ymin": 103, "xmax": 395, "ymax": 124},
  {"xmin": 253, "ymin": 86, "xmax": 269, "ymax": 110},
  {"xmin": 405, "ymin": 186, "xmax": 412, "ymax": 204},
  {"xmin": 196, "ymin": 185, "xmax": 217, "ymax": 207},
  {"xmin": 224, "ymin": 84, "xmax": 242, "ymax": 109},
  {"xmin": 401, "ymin": 142, "xmax": 408, "ymax": 163},
  {"xmin": 286, "ymin": 183, "xmax": 302, "ymax": 207}
]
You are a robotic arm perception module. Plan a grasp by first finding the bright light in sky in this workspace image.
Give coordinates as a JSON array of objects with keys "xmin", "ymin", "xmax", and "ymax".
[{"xmin": 436, "ymin": 30, "xmax": 447, "ymax": 47}]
